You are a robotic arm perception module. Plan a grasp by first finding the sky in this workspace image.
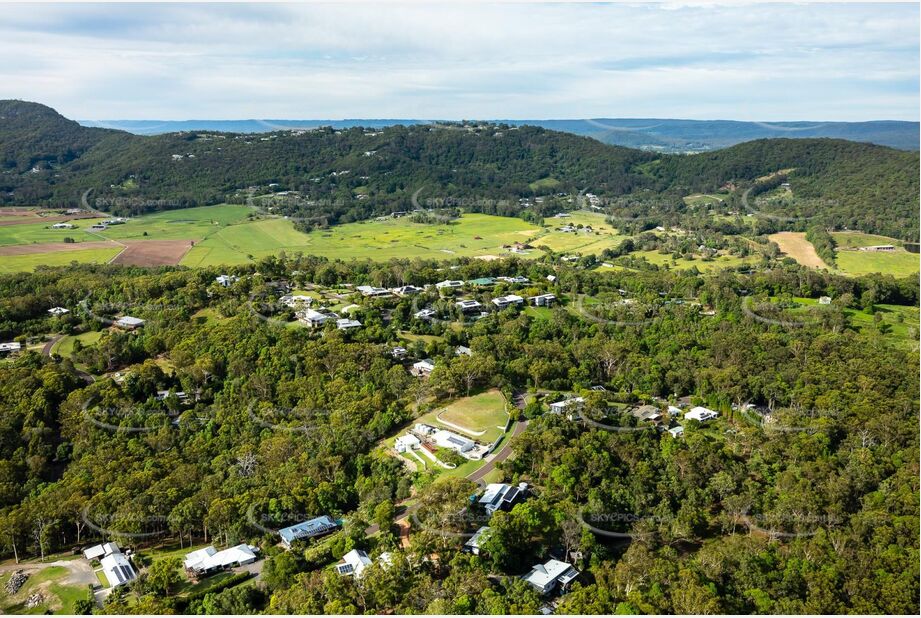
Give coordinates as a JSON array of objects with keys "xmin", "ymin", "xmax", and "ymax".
[{"xmin": 0, "ymin": 2, "xmax": 918, "ymax": 121}]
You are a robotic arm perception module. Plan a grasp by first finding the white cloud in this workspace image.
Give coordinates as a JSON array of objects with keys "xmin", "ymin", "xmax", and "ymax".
[{"xmin": 0, "ymin": 2, "xmax": 916, "ymax": 120}]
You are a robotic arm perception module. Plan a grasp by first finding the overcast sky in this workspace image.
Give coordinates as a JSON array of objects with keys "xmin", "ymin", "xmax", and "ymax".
[{"xmin": 0, "ymin": 2, "xmax": 917, "ymax": 121}]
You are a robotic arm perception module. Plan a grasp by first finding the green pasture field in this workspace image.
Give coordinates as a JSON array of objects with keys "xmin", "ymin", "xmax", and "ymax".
[
  {"xmin": 0, "ymin": 248, "xmax": 122, "ymax": 273},
  {"xmin": 436, "ymin": 389, "xmax": 509, "ymax": 442},
  {"xmin": 0, "ymin": 566, "xmax": 86, "ymax": 615},
  {"xmin": 831, "ymin": 231, "xmax": 904, "ymax": 249},
  {"xmin": 835, "ymin": 250, "xmax": 919, "ymax": 278},
  {"xmin": 632, "ymin": 250, "xmax": 758, "ymax": 272},
  {"xmin": 51, "ymin": 331, "xmax": 103, "ymax": 357}
]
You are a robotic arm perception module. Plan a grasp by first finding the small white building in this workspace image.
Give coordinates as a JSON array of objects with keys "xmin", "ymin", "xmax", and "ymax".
[
  {"xmin": 83, "ymin": 541, "xmax": 120, "ymax": 561},
  {"xmin": 414, "ymin": 308, "xmax": 437, "ymax": 320},
  {"xmin": 50, "ymin": 222, "xmax": 75, "ymax": 229},
  {"xmin": 529, "ymin": 294, "xmax": 556, "ymax": 307},
  {"xmin": 215, "ymin": 275, "xmax": 238, "ymax": 287},
  {"xmin": 432, "ymin": 429, "xmax": 475, "ymax": 454},
  {"xmin": 411, "ymin": 359, "xmax": 436, "ymax": 377},
  {"xmin": 549, "ymin": 397, "xmax": 585, "ymax": 419},
  {"xmin": 356, "ymin": 285, "xmax": 390, "ymax": 297},
  {"xmin": 414, "ymin": 423, "xmax": 437, "ymax": 436},
  {"xmin": 0, "ymin": 342, "xmax": 22, "ymax": 353},
  {"xmin": 492, "ymin": 294, "xmax": 524, "ymax": 309},
  {"xmin": 456, "ymin": 299, "xmax": 482, "ymax": 312},
  {"xmin": 336, "ymin": 549, "xmax": 373, "ymax": 578},
  {"xmin": 818, "ymin": 296, "xmax": 832, "ymax": 305},
  {"xmin": 391, "ymin": 347, "xmax": 408, "ymax": 359},
  {"xmin": 464, "ymin": 526, "xmax": 491, "ymax": 555},
  {"xmin": 48, "ymin": 306, "xmax": 69, "ymax": 316},
  {"xmin": 436, "ymin": 280, "xmax": 465, "ymax": 289},
  {"xmin": 184, "ymin": 544, "xmax": 259, "ymax": 574},
  {"xmin": 685, "ymin": 406, "xmax": 719, "ymax": 422},
  {"xmin": 523, "ymin": 559, "xmax": 580, "ymax": 595},
  {"xmin": 114, "ymin": 316, "xmax": 144, "ymax": 329},
  {"xmin": 395, "ymin": 433, "xmax": 421, "ymax": 453},
  {"xmin": 668, "ymin": 426, "xmax": 685, "ymax": 438},
  {"xmin": 336, "ymin": 318, "xmax": 362, "ymax": 331}
]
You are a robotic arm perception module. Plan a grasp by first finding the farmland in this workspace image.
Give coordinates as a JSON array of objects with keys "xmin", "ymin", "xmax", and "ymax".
[{"xmin": 769, "ymin": 231, "xmax": 830, "ymax": 269}]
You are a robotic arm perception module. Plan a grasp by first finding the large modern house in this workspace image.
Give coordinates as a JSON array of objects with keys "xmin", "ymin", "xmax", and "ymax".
[
  {"xmin": 523, "ymin": 559, "xmax": 580, "ymax": 595},
  {"xmin": 479, "ymin": 482, "xmax": 528, "ymax": 515},
  {"xmin": 184, "ymin": 544, "xmax": 259, "ymax": 574},
  {"xmin": 685, "ymin": 406, "xmax": 719, "ymax": 422},
  {"xmin": 278, "ymin": 515, "xmax": 339, "ymax": 548}
]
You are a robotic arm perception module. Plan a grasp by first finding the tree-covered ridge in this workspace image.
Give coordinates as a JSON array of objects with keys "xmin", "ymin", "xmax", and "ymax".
[
  {"xmin": 0, "ymin": 254, "xmax": 917, "ymax": 614},
  {"xmin": 1, "ymin": 100, "xmax": 918, "ymax": 240}
]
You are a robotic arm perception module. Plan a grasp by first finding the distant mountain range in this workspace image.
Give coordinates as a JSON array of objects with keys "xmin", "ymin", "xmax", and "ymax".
[{"xmin": 79, "ymin": 117, "xmax": 920, "ymax": 152}]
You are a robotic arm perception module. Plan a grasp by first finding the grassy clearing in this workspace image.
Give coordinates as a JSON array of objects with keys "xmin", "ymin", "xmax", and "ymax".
[
  {"xmin": 771, "ymin": 297, "xmax": 918, "ymax": 348},
  {"xmin": 831, "ymin": 231, "xmax": 904, "ymax": 249},
  {"xmin": 528, "ymin": 177, "xmax": 560, "ymax": 191},
  {"xmin": 769, "ymin": 232, "xmax": 829, "ymax": 269},
  {"xmin": 51, "ymin": 331, "xmax": 103, "ymax": 357},
  {"xmin": 533, "ymin": 210, "xmax": 628, "ymax": 254},
  {"xmin": 633, "ymin": 250, "xmax": 757, "ymax": 272},
  {"xmin": 0, "ymin": 566, "xmax": 86, "ymax": 615},
  {"xmin": 835, "ymin": 250, "xmax": 919, "ymax": 278},
  {"xmin": 683, "ymin": 193, "xmax": 729, "ymax": 206},
  {"xmin": 436, "ymin": 389, "xmax": 509, "ymax": 442},
  {"xmin": 0, "ymin": 248, "xmax": 122, "ymax": 273}
]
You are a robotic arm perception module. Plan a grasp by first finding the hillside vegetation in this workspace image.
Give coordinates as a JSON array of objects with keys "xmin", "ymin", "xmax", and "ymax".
[{"xmin": 1, "ymin": 100, "xmax": 919, "ymax": 240}]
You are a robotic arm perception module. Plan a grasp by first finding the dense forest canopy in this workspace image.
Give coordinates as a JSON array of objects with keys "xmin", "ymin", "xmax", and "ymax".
[
  {"xmin": 2, "ymin": 100, "xmax": 918, "ymax": 240},
  {"xmin": 0, "ymin": 251, "xmax": 917, "ymax": 614}
]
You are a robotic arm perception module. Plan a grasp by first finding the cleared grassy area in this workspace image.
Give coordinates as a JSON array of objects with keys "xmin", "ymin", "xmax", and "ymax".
[
  {"xmin": 533, "ymin": 210, "xmax": 628, "ymax": 254},
  {"xmin": 770, "ymin": 297, "xmax": 918, "ymax": 348},
  {"xmin": 831, "ymin": 231, "xmax": 904, "ymax": 249},
  {"xmin": 436, "ymin": 389, "xmax": 509, "ymax": 442},
  {"xmin": 51, "ymin": 331, "xmax": 103, "ymax": 357},
  {"xmin": 835, "ymin": 250, "xmax": 919, "ymax": 278},
  {"xmin": 683, "ymin": 193, "xmax": 729, "ymax": 206},
  {"xmin": 0, "ymin": 248, "xmax": 122, "ymax": 273},
  {"xmin": 528, "ymin": 177, "xmax": 560, "ymax": 191},
  {"xmin": 769, "ymin": 232, "xmax": 829, "ymax": 269},
  {"xmin": 0, "ymin": 566, "xmax": 86, "ymax": 615},
  {"xmin": 633, "ymin": 250, "xmax": 757, "ymax": 272}
]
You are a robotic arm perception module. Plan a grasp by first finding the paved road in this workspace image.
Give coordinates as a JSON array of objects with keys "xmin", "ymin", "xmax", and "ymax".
[
  {"xmin": 365, "ymin": 418, "xmax": 529, "ymax": 536},
  {"xmin": 41, "ymin": 334, "xmax": 63, "ymax": 356}
]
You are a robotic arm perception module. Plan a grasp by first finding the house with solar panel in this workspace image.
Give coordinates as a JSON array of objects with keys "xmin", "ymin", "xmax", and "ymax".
[
  {"xmin": 336, "ymin": 549, "xmax": 373, "ymax": 577},
  {"xmin": 278, "ymin": 515, "xmax": 339, "ymax": 548},
  {"xmin": 479, "ymin": 482, "xmax": 529, "ymax": 515},
  {"xmin": 100, "ymin": 549, "xmax": 137, "ymax": 588}
]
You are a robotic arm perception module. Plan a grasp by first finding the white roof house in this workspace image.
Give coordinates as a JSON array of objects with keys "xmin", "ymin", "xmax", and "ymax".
[
  {"xmin": 456, "ymin": 299, "xmax": 482, "ymax": 312},
  {"xmin": 101, "ymin": 551, "xmax": 137, "ymax": 588},
  {"xmin": 432, "ymin": 429, "xmax": 475, "ymax": 453},
  {"xmin": 356, "ymin": 285, "xmax": 390, "ymax": 297},
  {"xmin": 414, "ymin": 308, "xmax": 437, "ymax": 320},
  {"xmin": 411, "ymin": 359, "xmax": 435, "ymax": 377},
  {"xmin": 395, "ymin": 433, "xmax": 421, "ymax": 453},
  {"xmin": 215, "ymin": 275, "xmax": 238, "ymax": 287},
  {"xmin": 523, "ymin": 559, "xmax": 580, "ymax": 595},
  {"xmin": 463, "ymin": 526, "xmax": 491, "ymax": 555},
  {"xmin": 0, "ymin": 342, "xmax": 22, "ymax": 353},
  {"xmin": 392, "ymin": 285, "xmax": 424, "ymax": 296},
  {"xmin": 685, "ymin": 406, "xmax": 719, "ymax": 422},
  {"xmin": 50, "ymin": 222, "xmax": 76, "ymax": 229},
  {"xmin": 114, "ymin": 316, "xmax": 144, "ymax": 329},
  {"xmin": 299, "ymin": 308, "xmax": 334, "ymax": 327},
  {"xmin": 336, "ymin": 318, "xmax": 362, "ymax": 330},
  {"xmin": 414, "ymin": 423, "xmax": 437, "ymax": 435},
  {"xmin": 436, "ymin": 280, "xmax": 465, "ymax": 289},
  {"xmin": 529, "ymin": 294, "xmax": 556, "ymax": 307},
  {"xmin": 819, "ymin": 296, "xmax": 832, "ymax": 305},
  {"xmin": 668, "ymin": 426, "xmax": 685, "ymax": 438},
  {"xmin": 278, "ymin": 515, "xmax": 339, "ymax": 547},
  {"xmin": 546, "ymin": 275, "xmax": 557, "ymax": 282},
  {"xmin": 281, "ymin": 294, "xmax": 313, "ymax": 307},
  {"xmin": 391, "ymin": 346, "xmax": 408, "ymax": 358},
  {"xmin": 336, "ymin": 549, "xmax": 373, "ymax": 577},
  {"xmin": 83, "ymin": 541, "xmax": 120, "ymax": 561},
  {"xmin": 48, "ymin": 306, "xmax": 70, "ymax": 316},
  {"xmin": 492, "ymin": 294, "xmax": 524, "ymax": 309},
  {"xmin": 549, "ymin": 397, "xmax": 585, "ymax": 419},
  {"xmin": 479, "ymin": 483, "xmax": 527, "ymax": 515},
  {"xmin": 183, "ymin": 544, "xmax": 258, "ymax": 573}
]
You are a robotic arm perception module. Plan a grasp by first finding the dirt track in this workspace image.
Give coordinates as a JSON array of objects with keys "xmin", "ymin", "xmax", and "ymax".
[{"xmin": 769, "ymin": 232, "xmax": 829, "ymax": 269}]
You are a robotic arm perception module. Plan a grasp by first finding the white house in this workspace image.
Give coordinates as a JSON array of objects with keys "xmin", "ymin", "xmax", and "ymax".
[
  {"xmin": 546, "ymin": 275, "xmax": 557, "ymax": 282},
  {"xmin": 818, "ymin": 296, "xmax": 832, "ymax": 305},
  {"xmin": 455, "ymin": 345, "xmax": 472, "ymax": 356},
  {"xmin": 101, "ymin": 551, "xmax": 137, "ymax": 588},
  {"xmin": 281, "ymin": 295, "xmax": 313, "ymax": 308},
  {"xmin": 393, "ymin": 285, "xmax": 424, "ymax": 296},
  {"xmin": 413, "ymin": 423, "xmax": 437, "ymax": 436},
  {"xmin": 299, "ymin": 308, "xmax": 334, "ymax": 328},
  {"xmin": 114, "ymin": 316, "xmax": 144, "ymax": 329},
  {"xmin": 183, "ymin": 544, "xmax": 259, "ymax": 574},
  {"xmin": 395, "ymin": 434, "xmax": 421, "ymax": 453},
  {"xmin": 215, "ymin": 275, "xmax": 238, "ymax": 287},
  {"xmin": 479, "ymin": 483, "xmax": 528, "ymax": 515},
  {"xmin": 492, "ymin": 294, "xmax": 524, "ymax": 309},
  {"xmin": 48, "ymin": 306, "xmax": 69, "ymax": 316},
  {"xmin": 0, "ymin": 342, "xmax": 21, "ymax": 354},
  {"xmin": 668, "ymin": 426, "xmax": 685, "ymax": 438},
  {"xmin": 390, "ymin": 347, "xmax": 408, "ymax": 359},
  {"xmin": 549, "ymin": 397, "xmax": 585, "ymax": 419},
  {"xmin": 685, "ymin": 406, "xmax": 719, "ymax": 422},
  {"xmin": 414, "ymin": 308, "xmax": 437, "ymax": 320},
  {"xmin": 529, "ymin": 294, "xmax": 556, "ymax": 307},
  {"xmin": 464, "ymin": 526, "xmax": 491, "ymax": 555},
  {"xmin": 83, "ymin": 541, "xmax": 120, "ymax": 561},
  {"xmin": 498, "ymin": 276, "xmax": 530, "ymax": 284},
  {"xmin": 278, "ymin": 515, "xmax": 339, "ymax": 548},
  {"xmin": 411, "ymin": 359, "xmax": 436, "ymax": 377},
  {"xmin": 50, "ymin": 222, "xmax": 76, "ymax": 229},
  {"xmin": 456, "ymin": 299, "xmax": 482, "ymax": 312},
  {"xmin": 356, "ymin": 285, "xmax": 390, "ymax": 297},
  {"xmin": 523, "ymin": 559, "xmax": 580, "ymax": 595},
  {"xmin": 432, "ymin": 429, "xmax": 475, "ymax": 454},
  {"xmin": 436, "ymin": 280, "xmax": 465, "ymax": 289},
  {"xmin": 336, "ymin": 318, "xmax": 362, "ymax": 331},
  {"xmin": 336, "ymin": 549, "xmax": 373, "ymax": 578}
]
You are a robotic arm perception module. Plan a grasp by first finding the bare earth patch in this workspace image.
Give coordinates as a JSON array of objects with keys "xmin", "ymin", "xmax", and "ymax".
[
  {"xmin": 0, "ymin": 241, "xmax": 118, "ymax": 256},
  {"xmin": 474, "ymin": 254, "xmax": 502, "ymax": 261},
  {"xmin": 769, "ymin": 232, "xmax": 829, "ymax": 269},
  {"xmin": 111, "ymin": 240, "xmax": 195, "ymax": 266}
]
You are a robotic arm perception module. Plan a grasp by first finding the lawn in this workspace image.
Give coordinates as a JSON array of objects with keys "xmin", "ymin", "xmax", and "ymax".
[
  {"xmin": 0, "ymin": 248, "xmax": 122, "ymax": 273},
  {"xmin": 436, "ymin": 389, "xmax": 509, "ymax": 442},
  {"xmin": 683, "ymin": 193, "xmax": 729, "ymax": 207},
  {"xmin": 0, "ymin": 566, "xmax": 87, "ymax": 615},
  {"xmin": 831, "ymin": 231, "xmax": 904, "ymax": 249},
  {"xmin": 835, "ymin": 250, "xmax": 919, "ymax": 278},
  {"xmin": 533, "ymin": 211, "xmax": 628, "ymax": 255},
  {"xmin": 51, "ymin": 331, "xmax": 103, "ymax": 357}
]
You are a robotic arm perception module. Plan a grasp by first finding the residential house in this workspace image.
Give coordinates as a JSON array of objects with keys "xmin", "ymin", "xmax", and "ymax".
[
  {"xmin": 468, "ymin": 277, "xmax": 496, "ymax": 286},
  {"xmin": 529, "ymin": 294, "xmax": 556, "ymax": 307},
  {"xmin": 549, "ymin": 397, "xmax": 585, "ymax": 419},
  {"xmin": 281, "ymin": 294, "xmax": 313, "ymax": 308},
  {"xmin": 278, "ymin": 516, "xmax": 339, "ymax": 548},
  {"xmin": 83, "ymin": 541, "xmax": 120, "ymax": 561},
  {"xmin": 454, "ymin": 345, "xmax": 472, "ymax": 356},
  {"xmin": 0, "ymin": 342, "xmax": 22, "ymax": 354},
  {"xmin": 858, "ymin": 245, "xmax": 895, "ymax": 252},
  {"xmin": 523, "ymin": 559, "xmax": 580, "ymax": 595},
  {"xmin": 455, "ymin": 299, "xmax": 482, "ymax": 312},
  {"xmin": 492, "ymin": 294, "xmax": 524, "ymax": 309},
  {"xmin": 464, "ymin": 526, "xmax": 491, "ymax": 555},
  {"xmin": 411, "ymin": 359, "xmax": 436, "ymax": 377},
  {"xmin": 818, "ymin": 296, "xmax": 832, "ymax": 305},
  {"xmin": 479, "ymin": 483, "xmax": 528, "ymax": 515},
  {"xmin": 356, "ymin": 285, "xmax": 391, "ymax": 297},
  {"xmin": 685, "ymin": 406, "xmax": 719, "ymax": 422},
  {"xmin": 47, "ymin": 306, "xmax": 69, "ymax": 316},
  {"xmin": 413, "ymin": 423, "xmax": 437, "ymax": 436},
  {"xmin": 336, "ymin": 318, "xmax": 362, "ymax": 331},
  {"xmin": 390, "ymin": 347, "xmax": 408, "ymax": 359},
  {"xmin": 435, "ymin": 280, "xmax": 464, "ymax": 289},
  {"xmin": 631, "ymin": 405, "xmax": 662, "ymax": 423},
  {"xmin": 336, "ymin": 549, "xmax": 373, "ymax": 578},
  {"xmin": 101, "ymin": 551, "xmax": 137, "ymax": 588},
  {"xmin": 89, "ymin": 224, "xmax": 108, "ymax": 231},
  {"xmin": 183, "ymin": 544, "xmax": 259, "ymax": 574},
  {"xmin": 393, "ymin": 285, "xmax": 424, "ymax": 296},
  {"xmin": 114, "ymin": 316, "xmax": 144, "ymax": 329},
  {"xmin": 395, "ymin": 434, "xmax": 421, "ymax": 453},
  {"xmin": 414, "ymin": 308, "xmax": 437, "ymax": 320},
  {"xmin": 299, "ymin": 308, "xmax": 334, "ymax": 328},
  {"xmin": 215, "ymin": 274, "xmax": 238, "ymax": 287},
  {"xmin": 546, "ymin": 275, "xmax": 557, "ymax": 282},
  {"xmin": 668, "ymin": 426, "xmax": 685, "ymax": 438},
  {"xmin": 498, "ymin": 276, "xmax": 529, "ymax": 284},
  {"xmin": 432, "ymin": 429, "xmax": 475, "ymax": 454},
  {"xmin": 50, "ymin": 222, "xmax": 75, "ymax": 229}
]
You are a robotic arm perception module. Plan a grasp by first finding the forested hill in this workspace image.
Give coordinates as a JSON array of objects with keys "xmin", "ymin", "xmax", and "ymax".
[{"xmin": 2, "ymin": 100, "xmax": 919, "ymax": 239}]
